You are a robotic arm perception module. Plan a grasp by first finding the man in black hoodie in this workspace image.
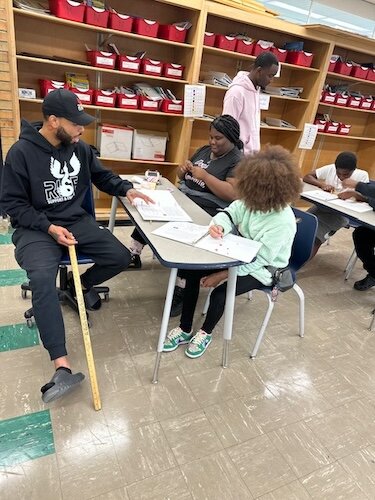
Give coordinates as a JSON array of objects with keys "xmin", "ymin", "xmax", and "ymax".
[
  {"xmin": 1, "ymin": 89, "xmax": 153, "ymax": 403},
  {"xmin": 342, "ymin": 177, "xmax": 375, "ymax": 291}
]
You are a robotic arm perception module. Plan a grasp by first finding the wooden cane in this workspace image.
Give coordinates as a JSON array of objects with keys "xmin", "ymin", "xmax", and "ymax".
[{"xmin": 68, "ymin": 245, "xmax": 102, "ymax": 411}]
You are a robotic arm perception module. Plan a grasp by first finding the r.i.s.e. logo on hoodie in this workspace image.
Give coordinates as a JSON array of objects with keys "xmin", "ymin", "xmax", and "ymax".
[{"xmin": 44, "ymin": 152, "xmax": 81, "ymax": 204}]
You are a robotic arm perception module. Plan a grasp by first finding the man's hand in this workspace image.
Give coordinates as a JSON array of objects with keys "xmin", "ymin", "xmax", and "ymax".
[
  {"xmin": 342, "ymin": 178, "xmax": 359, "ymax": 190},
  {"xmin": 209, "ymin": 224, "xmax": 224, "ymax": 239},
  {"xmin": 338, "ymin": 190, "xmax": 355, "ymax": 200},
  {"xmin": 321, "ymin": 183, "xmax": 335, "ymax": 192},
  {"xmin": 190, "ymin": 166, "xmax": 207, "ymax": 181},
  {"xmin": 48, "ymin": 224, "xmax": 77, "ymax": 247},
  {"xmin": 201, "ymin": 270, "xmax": 228, "ymax": 288},
  {"xmin": 126, "ymin": 188, "xmax": 155, "ymax": 205}
]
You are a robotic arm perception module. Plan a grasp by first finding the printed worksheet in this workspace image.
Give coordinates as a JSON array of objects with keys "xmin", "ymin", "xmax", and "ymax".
[
  {"xmin": 152, "ymin": 222, "xmax": 209, "ymax": 245},
  {"xmin": 330, "ymin": 198, "xmax": 373, "ymax": 213},
  {"xmin": 195, "ymin": 233, "xmax": 262, "ymax": 263},
  {"xmin": 133, "ymin": 190, "xmax": 192, "ymax": 221},
  {"xmin": 303, "ymin": 189, "xmax": 338, "ymax": 202}
]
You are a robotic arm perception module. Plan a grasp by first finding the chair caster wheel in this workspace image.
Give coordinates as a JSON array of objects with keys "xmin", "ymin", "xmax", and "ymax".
[
  {"xmin": 21, "ymin": 290, "xmax": 28, "ymax": 299},
  {"xmin": 26, "ymin": 318, "xmax": 34, "ymax": 328}
]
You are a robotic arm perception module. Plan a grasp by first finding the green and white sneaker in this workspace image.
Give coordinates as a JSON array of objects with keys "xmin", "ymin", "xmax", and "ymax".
[
  {"xmin": 163, "ymin": 327, "xmax": 193, "ymax": 352},
  {"xmin": 185, "ymin": 330, "xmax": 212, "ymax": 359}
]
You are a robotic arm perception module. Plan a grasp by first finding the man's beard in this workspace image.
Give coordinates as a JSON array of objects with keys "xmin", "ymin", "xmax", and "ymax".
[{"xmin": 56, "ymin": 126, "xmax": 75, "ymax": 147}]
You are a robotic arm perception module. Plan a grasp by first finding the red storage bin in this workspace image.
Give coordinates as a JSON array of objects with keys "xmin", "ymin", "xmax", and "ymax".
[
  {"xmin": 87, "ymin": 51, "xmax": 116, "ymax": 69},
  {"xmin": 235, "ymin": 39, "xmax": 255, "ymax": 55},
  {"xmin": 334, "ymin": 93, "xmax": 349, "ymax": 106},
  {"xmin": 328, "ymin": 58, "xmax": 337, "ymax": 72},
  {"xmin": 334, "ymin": 62, "xmax": 353, "ymax": 75},
  {"xmin": 253, "ymin": 40, "xmax": 273, "ymax": 56},
  {"xmin": 118, "ymin": 55, "xmax": 141, "ymax": 73},
  {"xmin": 138, "ymin": 96, "xmax": 160, "ymax": 111},
  {"xmin": 160, "ymin": 99, "xmax": 183, "ymax": 114},
  {"xmin": 93, "ymin": 90, "xmax": 116, "ymax": 107},
  {"xmin": 360, "ymin": 97, "xmax": 373, "ymax": 110},
  {"xmin": 337, "ymin": 123, "xmax": 352, "ymax": 135},
  {"xmin": 367, "ymin": 69, "xmax": 375, "ymax": 82},
  {"xmin": 84, "ymin": 6, "xmax": 109, "ymax": 28},
  {"xmin": 325, "ymin": 121, "xmax": 340, "ymax": 134},
  {"xmin": 39, "ymin": 79, "xmax": 68, "ymax": 97},
  {"xmin": 163, "ymin": 63, "xmax": 184, "ymax": 80},
  {"xmin": 321, "ymin": 91, "xmax": 336, "ymax": 104},
  {"xmin": 371, "ymin": 99, "xmax": 375, "ymax": 111},
  {"xmin": 133, "ymin": 18, "xmax": 159, "ymax": 38},
  {"xmin": 117, "ymin": 93, "xmax": 138, "ymax": 109},
  {"xmin": 286, "ymin": 51, "xmax": 313, "ymax": 67},
  {"xmin": 314, "ymin": 119, "xmax": 327, "ymax": 132},
  {"xmin": 271, "ymin": 47, "xmax": 287, "ymax": 63},
  {"xmin": 350, "ymin": 66, "xmax": 369, "ymax": 80},
  {"xmin": 141, "ymin": 58, "xmax": 163, "ymax": 76},
  {"xmin": 108, "ymin": 11, "xmax": 133, "ymax": 32},
  {"xmin": 347, "ymin": 96, "xmax": 362, "ymax": 108},
  {"xmin": 48, "ymin": 0, "xmax": 85, "ymax": 23},
  {"xmin": 214, "ymin": 35, "xmax": 236, "ymax": 51},
  {"xmin": 70, "ymin": 87, "xmax": 93, "ymax": 104},
  {"xmin": 158, "ymin": 24, "xmax": 188, "ymax": 43},
  {"xmin": 204, "ymin": 32, "xmax": 215, "ymax": 46}
]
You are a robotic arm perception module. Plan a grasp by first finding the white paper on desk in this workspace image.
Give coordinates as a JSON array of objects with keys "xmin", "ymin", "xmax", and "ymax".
[
  {"xmin": 303, "ymin": 189, "xmax": 338, "ymax": 202},
  {"xmin": 195, "ymin": 234, "xmax": 262, "ymax": 263},
  {"xmin": 152, "ymin": 222, "xmax": 209, "ymax": 245},
  {"xmin": 184, "ymin": 85, "xmax": 206, "ymax": 117},
  {"xmin": 330, "ymin": 198, "xmax": 373, "ymax": 213},
  {"xmin": 298, "ymin": 123, "xmax": 318, "ymax": 150},
  {"xmin": 133, "ymin": 190, "xmax": 192, "ymax": 221}
]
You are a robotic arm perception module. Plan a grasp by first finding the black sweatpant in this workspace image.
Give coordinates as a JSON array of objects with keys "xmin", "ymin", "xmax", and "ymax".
[
  {"xmin": 353, "ymin": 226, "xmax": 375, "ymax": 278},
  {"xmin": 13, "ymin": 214, "xmax": 131, "ymax": 360},
  {"xmin": 179, "ymin": 269, "xmax": 263, "ymax": 334}
]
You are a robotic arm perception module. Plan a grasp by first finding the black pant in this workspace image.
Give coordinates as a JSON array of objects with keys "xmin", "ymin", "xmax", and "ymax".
[
  {"xmin": 13, "ymin": 215, "xmax": 131, "ymax": 360},
  {"xmin": 179, "ymin": 269, "xmax": 263, "ymax": 334},
  {"xmin": 353, "ymin": 226, "xmax": 375, "ymax": 278}
]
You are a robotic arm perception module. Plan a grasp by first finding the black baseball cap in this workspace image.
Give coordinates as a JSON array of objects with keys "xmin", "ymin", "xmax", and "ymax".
[{"xmin": 42, "ymin": 89, "xmax": 95, "ymax": 126}]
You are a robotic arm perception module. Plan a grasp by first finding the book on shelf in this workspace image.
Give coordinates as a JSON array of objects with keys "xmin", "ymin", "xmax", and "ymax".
[
  {"xmin": 152, "ymin": 222, "xmax": 262, "ymax": 263},
  {"xmin": 132, "ymin": 190, "xmax": 192, "ymax": 222}
]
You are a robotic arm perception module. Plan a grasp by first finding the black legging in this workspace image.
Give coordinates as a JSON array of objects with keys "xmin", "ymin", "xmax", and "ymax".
[
  {"xmin": 179, "ymin": 269, "xmax": 263, "ymax": 334},
  {"xmin": 353, "ymin": 226, "xmax": 375, "ymax": 278}
]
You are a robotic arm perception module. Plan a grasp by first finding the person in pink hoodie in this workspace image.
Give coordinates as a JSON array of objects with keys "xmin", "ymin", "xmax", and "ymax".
[{"xmin": 223, "ymin": 52, "xmax": 279, "ymax": 156}]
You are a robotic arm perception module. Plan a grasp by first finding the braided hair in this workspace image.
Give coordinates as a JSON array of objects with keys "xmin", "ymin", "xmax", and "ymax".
[{"xmin": 211, "ymin": 115, "xmax": 244, "ymax": 151}]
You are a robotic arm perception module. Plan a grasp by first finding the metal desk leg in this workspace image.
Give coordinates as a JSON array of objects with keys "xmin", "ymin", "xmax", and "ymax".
[
  {"xmin": 108, "ymin": 197, "xmax": 118, "ymax": 233},
  {"xmin": 152, "ymin": 267, "xmax": 178, "ymax": 383},
  {"xmin": 369, "ymin": 309, "xmax": 375, "ymax": 331},
  {"xmin": 222, "ymin": 266, "xmax": 237, "ymax": 369}
]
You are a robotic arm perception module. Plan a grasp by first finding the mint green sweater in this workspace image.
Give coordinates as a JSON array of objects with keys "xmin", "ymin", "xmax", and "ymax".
[{"xmin": 212, "ymin": 200, "xmax": 297, "ymax": 285}]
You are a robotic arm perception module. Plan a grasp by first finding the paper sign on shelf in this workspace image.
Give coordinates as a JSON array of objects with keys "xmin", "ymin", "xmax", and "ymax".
[
  {"xmin": 298, "ymin": 123, "xmax": 318, "ymax": 150},
  {"xmin": 184, "ymin": 84, "xmax": 206, "ymax": 117},
  {"xmin": 274, "ymin": 63, "xmax": 281, "ymax": 78},
  {"xmin": 259, "ymin": 94, "xmax": 270, "ymax": 110}
]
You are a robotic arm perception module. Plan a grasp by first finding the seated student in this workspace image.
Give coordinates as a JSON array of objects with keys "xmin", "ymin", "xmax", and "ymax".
[
  {"xmin": 162, "ymin": 145, "xmax": 301, "ymax": 358},
  {"xmin": 342, "ymin": 177, "xmax": 375, "ymax": 291},
  {"xmin": 0, "ymin": 89, "xmax": 153, "ymax": 402},
  {"xmin": 303, "ymin": 152, "xmax": 368, "ymax": 257},
  {"xmin": 129, "ymin": 114, "xmax": 243, "ymax": 316}
]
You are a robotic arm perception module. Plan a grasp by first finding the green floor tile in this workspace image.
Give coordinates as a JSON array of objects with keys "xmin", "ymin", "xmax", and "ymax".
[
  {"xmin": 0, "ymin": 269, "xmax": 27, "ymax": 287},
  {"xmin": 0, "ymin": 323, "xmax": 39, "ymax": 352},
  {"xmin": 0, "ymin": 410, "xmax": 55, "ymax": 467}
]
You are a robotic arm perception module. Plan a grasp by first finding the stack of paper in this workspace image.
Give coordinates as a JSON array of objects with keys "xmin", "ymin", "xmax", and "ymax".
[
  {"xmin": 133, "ymin": 190, "xmax": 192, "ymax": 222},
  {"xmin": 202, "ymin": 72, "xmax": 232, "ymax": 87},
  {"xmin": 264, "ymin": 87, "xmax": 303, "ymax": 98},
  {"xmin": 303, "ymin": 190, "xmax": 338, "ymax": 202}
]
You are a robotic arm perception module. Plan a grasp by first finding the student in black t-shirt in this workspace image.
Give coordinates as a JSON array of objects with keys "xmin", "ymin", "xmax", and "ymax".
[{"xmin": 129, "ymin": 115, "xmax": 243, "ymax": 315}]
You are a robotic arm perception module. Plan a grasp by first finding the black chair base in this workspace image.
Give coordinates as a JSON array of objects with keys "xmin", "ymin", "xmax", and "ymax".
[{"xmin": 21, "ymin": 265, "xmax": 109, "ymax": 328}]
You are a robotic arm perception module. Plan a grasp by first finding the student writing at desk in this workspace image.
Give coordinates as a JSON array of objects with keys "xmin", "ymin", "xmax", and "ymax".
[
  {"xmin": 162, "ymin": 145, "xmax": 301, "ymax": 358},
  {"xmin": 303, "ymin": 152, "xmax": 368, "ymax": 257},
  {"xmin": 342, "ymin": 177, "xmax": 375, "ymax": 291},
  {"xmin": 128, "ymin": 115, "xmax": 243, "ymax": 316}
]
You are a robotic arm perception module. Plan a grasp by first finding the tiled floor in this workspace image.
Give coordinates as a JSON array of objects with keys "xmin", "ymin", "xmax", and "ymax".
[{"xmin": 1, "ymin": 225, "xmax": 375, "ymax": 499}]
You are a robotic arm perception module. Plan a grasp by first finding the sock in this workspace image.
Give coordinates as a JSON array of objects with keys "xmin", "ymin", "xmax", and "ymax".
[
  {"xmin": 41, "ymin": 367, "xmax": 72, "ymax": 394},
  {"xmin": 176, "ymin": 277, "xmax": 186, "ymax": 289},
  {"xmin": 129, "ymin": 238, "xmax": 144, "ymax": 256}
]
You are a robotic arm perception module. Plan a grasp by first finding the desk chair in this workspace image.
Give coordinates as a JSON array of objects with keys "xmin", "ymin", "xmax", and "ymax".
[
  {"xmin": 21, "ymin": 186, "xmax": 109, "ymax": 327},
  {"xmin": 202, "ymin": 208, "xmax": 317, "ymax": 360}
]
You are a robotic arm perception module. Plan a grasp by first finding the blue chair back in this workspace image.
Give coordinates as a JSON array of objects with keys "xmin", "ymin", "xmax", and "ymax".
[{"xmin": 289, "ymin": 207, "xmax": 318, "ymax": 273}]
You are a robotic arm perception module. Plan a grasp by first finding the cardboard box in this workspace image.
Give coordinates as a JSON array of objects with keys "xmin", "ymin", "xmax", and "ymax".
[
  {"xmin": 99, "ymin": 124, "xmax": 133, "ymax": 159},
  {"xmin": 132, "ymin": 129, "xmax": 168, "ymax": 161}
]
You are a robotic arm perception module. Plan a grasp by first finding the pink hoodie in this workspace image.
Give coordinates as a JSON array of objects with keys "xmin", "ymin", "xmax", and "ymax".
[{"xmin": 223, "ymin": 71, "xmax": 260, "ymax": 156}]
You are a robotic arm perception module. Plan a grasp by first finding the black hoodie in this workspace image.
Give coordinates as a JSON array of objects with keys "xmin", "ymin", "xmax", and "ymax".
[{"xmin": 1, "ymin": 120, "xmax": 133, "ymax": 232}]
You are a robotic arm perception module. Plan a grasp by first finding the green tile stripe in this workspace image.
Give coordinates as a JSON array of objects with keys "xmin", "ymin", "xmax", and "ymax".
[
  {"xmin": 0, "ymin": 323, "xmax": 39, "ymax": 352},
  {"xmin": 0, "ymin": 410, "xmax": 55, "ymax": 467},
  {"xmin": 0, "ymin": 269, "xmax": 27, "ymax": 287}
]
